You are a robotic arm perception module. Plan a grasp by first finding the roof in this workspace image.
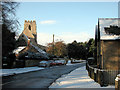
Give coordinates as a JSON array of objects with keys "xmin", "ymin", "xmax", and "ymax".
[
  {"xmin": 13, "ymin": 46, "xmax": 26, "ymax": 54},
  {"xmin": 98, "ymin": 18, "xmax": 120, "ymax": 40}
]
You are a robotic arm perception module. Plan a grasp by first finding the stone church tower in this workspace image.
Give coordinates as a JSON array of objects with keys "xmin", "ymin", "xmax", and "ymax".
[
  {"xmin": 17, "ymin": 20, "xmax": 37, "ymax": 47},
  {"xmin": 23, "ymin": 20, "xmax": 37, "ymax": 43}
]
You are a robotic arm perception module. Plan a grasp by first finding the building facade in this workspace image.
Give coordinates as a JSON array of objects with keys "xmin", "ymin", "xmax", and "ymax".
[{"xmin": 96, "ymin": 18, "xmax": 120, "ymax": 70}]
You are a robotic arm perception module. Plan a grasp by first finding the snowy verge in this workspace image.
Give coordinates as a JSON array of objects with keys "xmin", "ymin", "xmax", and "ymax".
[
  {"xmin": 49, "ymin": 66, "xmax": 114, "ymax": 88},
  {"xmin": 0, "ymin": 67, "xmax": 44, "ymax": 76}
]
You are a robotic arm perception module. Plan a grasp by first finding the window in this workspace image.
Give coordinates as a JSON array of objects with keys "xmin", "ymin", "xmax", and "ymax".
[{"xmin": 29, "ymin": 25, "xmax": 31, "ymax": 30}]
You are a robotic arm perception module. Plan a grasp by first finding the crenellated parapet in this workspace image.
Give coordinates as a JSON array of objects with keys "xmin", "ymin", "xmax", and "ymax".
[{"xmin": 24, "ymin": 20, "xmax": 36, "ymax": 23}]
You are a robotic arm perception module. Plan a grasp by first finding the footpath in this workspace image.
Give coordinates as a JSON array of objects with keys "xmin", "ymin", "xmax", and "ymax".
[{"xmin": 49, "ymin": 66, "xmax": 115, "ymax": 88}]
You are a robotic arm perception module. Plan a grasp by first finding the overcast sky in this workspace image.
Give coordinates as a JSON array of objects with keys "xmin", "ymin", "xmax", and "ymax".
[{"xmin": 16, "ymin": 2, "xmax": 118, "ymax": 46}]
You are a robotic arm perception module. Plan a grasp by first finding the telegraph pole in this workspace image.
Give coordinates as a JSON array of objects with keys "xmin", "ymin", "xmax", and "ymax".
[{"xmin": 53, "ymin": 34, "xmax": 55, "ymax": 55}]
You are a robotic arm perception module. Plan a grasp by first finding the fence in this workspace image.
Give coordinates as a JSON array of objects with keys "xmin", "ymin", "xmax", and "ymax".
[{"xmin": 86, "ymin": 62, "xmax": 120, "ymax": 86}]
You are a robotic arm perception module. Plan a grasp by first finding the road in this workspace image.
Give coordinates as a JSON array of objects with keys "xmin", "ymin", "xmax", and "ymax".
[{"xmin": 2, "ymin": 62, "xmax": 85, "ymax": 88}]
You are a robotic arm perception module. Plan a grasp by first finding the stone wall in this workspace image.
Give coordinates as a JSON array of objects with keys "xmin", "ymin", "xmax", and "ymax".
[
  {"xmin": 101, "ymin": 40, "xmax": 120, "ymax": 70},
  {"xmin": 25, "ymin": 60, "xmax": 40, "ymax": 67}
]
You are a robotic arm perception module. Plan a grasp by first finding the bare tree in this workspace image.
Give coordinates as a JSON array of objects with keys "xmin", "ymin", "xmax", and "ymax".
[{"xmin": 1, "ymin": 1, "xmax": 20, "ymax": 68}]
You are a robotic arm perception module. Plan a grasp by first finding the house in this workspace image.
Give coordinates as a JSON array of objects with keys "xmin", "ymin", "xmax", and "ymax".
[
  {"xmin": 96, "ymin": 18, "xmax": 120, "ymax": 70},
  {"xmin": 87, "ymin": 18, "xmax": 120, "ymax": 86}
]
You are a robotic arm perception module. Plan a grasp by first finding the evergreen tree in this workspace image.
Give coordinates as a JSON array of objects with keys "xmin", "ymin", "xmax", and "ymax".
[{"xmin": 67, "ymin": 39, "xmax": 95, "ymax": 60}]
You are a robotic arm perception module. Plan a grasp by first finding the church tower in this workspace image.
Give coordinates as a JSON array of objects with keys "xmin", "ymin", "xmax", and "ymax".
[{"xmin": 23, "ymin": 20, "xmax": 37, "ymax": 43}]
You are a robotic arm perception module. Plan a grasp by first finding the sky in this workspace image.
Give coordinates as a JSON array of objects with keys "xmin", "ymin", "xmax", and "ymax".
[{"xmin": 16, "ymin": 2, "xmax": 118, "ymax": 46}]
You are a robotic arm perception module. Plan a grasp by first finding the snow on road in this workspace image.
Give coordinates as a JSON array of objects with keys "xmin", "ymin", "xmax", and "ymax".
[
  {"xmin": 49, "ymin": 66, "xmax": 115, "ymax": 88},
  {"xmin": 0, "ymin": 67, "xmax": 44, "ymax": 76}
]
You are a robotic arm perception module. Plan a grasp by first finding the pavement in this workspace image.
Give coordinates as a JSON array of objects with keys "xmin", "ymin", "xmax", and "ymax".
[{"xmin": 49, "ymin": 66, "xmax": 115, "ymax": 88}]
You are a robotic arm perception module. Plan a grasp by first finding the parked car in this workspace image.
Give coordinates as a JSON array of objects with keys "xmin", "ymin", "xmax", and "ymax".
[
  {"xmin": 71, "ymin": 60, "xmax": 82, "ymax": 63},
  {"xmin": 54, "ymin": 60, "xmax": 62, "ymax": 65},
  {"xmin": 48, "ymin": 60, "xmax": 56, "ymax": 66},
  {"xmin": 38, "ymin": 61, "xmax": 50, "ymax": 67},
  {"xmin": 60, "ymin": 60, "xmax": 66, "ymax": 65},
  {"xmin": 55, "ymin": 60, "xmax": 66, "ymax": 65}
]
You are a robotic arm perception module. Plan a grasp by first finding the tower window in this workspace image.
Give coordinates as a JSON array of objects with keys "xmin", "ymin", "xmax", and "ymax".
[{"xmin": 29, "ymin": 25, "xmax": 31, "ymax": 30}]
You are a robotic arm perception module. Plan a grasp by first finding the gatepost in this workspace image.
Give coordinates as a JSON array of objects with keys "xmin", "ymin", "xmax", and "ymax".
[{"xmin": 115, "ymin": 74, "xmax": 120, "ymax": 90}]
